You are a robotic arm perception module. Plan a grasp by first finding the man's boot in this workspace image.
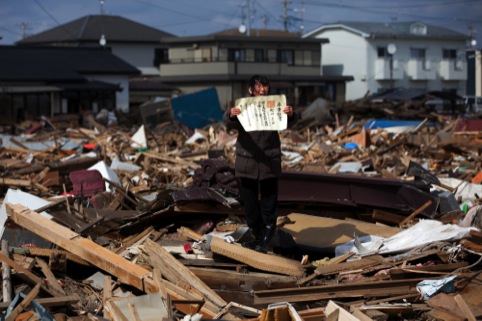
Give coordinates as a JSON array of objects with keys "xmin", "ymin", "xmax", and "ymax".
[
  {"xmin": 241, "ymin": 227, "xmax": 260, "ymax": 250},
  {"xmin": 255, "ymin": 224, "xmax": 276, "ymax": 253}
]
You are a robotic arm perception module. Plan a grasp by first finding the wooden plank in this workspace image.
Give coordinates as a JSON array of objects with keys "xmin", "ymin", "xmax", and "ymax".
[
  {"xmin": 297, "ymin": 251, "xmax": 355, "ymax": 285},
  {"xmin": 254, "ymin": 278, "xmax": 423, "ymax": 305},
  {"xmin": 0, "ymin": 295, "xmax": 80, "ymax": 310},
  {"xmin": 399, "ymin": 200, "xmax": 433, "ymax": 227},
  {"xmin": 2, "ymin": 240, "xmax": 12, "ymax": 302},
  {"xmin": 141, "ymin": 238, "xmax": 226, "ymax": 309},
  {"xmin": 128, "ymin": 303, "xmax": 142, "ymax": 321},
  {"xmin": 312, "ymin": 255, "xmax": 385, "ymax": 277},
  {"xmin": 103, "ymin": 275, "xmax": 113, "ymax": 303},
  {"xmin": 5, "ymin": 283, "xmax": 40, "ymax": 321},
  {"xmin": 189, "ymin": 267, "xmax": 297, "ymax": 292},
  {"xmin": 281, "ymin": 213, "xmax": 400, "ymax": 248},
  {"xmin": 157, "ymin": 278, "xmax": 222, "ymax": 319},
  {"xmin": 0, "ymin": 251, "xmax": 58, "ymax": 297},
  {"xmin": 115, "ymin": 226, "xmax": 154, "ymax": 255},
  {"xmin": 28, "ymin": 247, "xmax": 90, "ymax": 266},
  {"xmin": 35, "ymin": 257, "xmax": 67, "ymax": 295},
  {"xmin": 7, "ymin": 203, "xmax": 220, "ymax": 319},
  {"xmin": 107, "ymin": 301, "xmax": 129, "ymax": 321},
  {"xmin": 372, "ymin": 209, "xmax": 406, "ymax": 225},
  {"xmin": 6, "ymin": 203, "xmax": 158, "ymax": 294},
  {"xmin": 0, "ymin": 178, "xmax": 31, "ymax": 187},
  {"xmin": 454, "ymin": 294, "xmax": 477, "ymax": 321}
]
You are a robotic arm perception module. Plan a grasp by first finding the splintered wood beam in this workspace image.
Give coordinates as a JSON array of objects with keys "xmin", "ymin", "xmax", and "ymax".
[
  {"xmin": 0, "ymin": 295, "xmax": 80, "ymax": 310},
  {"xmin": 0, "ymin": 252, "xmax": 60, "ymax": 297},
  {"xmin": 0, "ymin": 178, "xmax": 31, "ymax": 187},
  {"xmin": 5, "ymin": 283, "xmax": 41, "ymax": 321},
  {"xmin": 141, "ymin": 238, "xmax": 227, "ymax": 309},
  {"xmin": 6, "ymin": 203, "xmax": 158, "ymax": 294},
  {"xmin": 254, "ymin": 278, "xmax": 423, "ymax": 305}
]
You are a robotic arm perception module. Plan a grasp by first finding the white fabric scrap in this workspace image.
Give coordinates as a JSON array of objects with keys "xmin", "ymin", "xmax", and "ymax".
[
  {"xmin": 335, "ymin": 220, "xmax": 477, "ymax": 256},
  {"xmin": 439, "ymin": 177, "xmax": 482, "ymax": 204}
]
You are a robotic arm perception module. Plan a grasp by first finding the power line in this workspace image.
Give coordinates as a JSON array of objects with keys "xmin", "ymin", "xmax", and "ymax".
[
  {"xmin": 127, "ymin": 0, "xmax": 242, "ymax": 33},
  {"xmin": 33, "ymin": 0, "xmax": 76, "ymax": 40},
  {"xmin": 303, "ymin": 0, "xmax": 482, "ymax": 10}
]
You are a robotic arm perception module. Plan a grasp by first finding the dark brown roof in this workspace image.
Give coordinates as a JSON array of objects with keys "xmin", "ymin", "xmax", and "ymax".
[
  {"xmin": 129, "ymin": 77, "xmax": 180, "ymax": 92},
  {"xmin": 212, "ymin": 28, "xmax": 303, "ymax": 38},
  {"xmin": 0, "ymin": 46, "xmax": 140, "ymax": 82},
  {"xmin": 158, "ymin": 74, "xmax": 353, "ymax": 84},
  {"xmin": 17, "ymin": 15, "xmax": 175, "ymax": 45}
]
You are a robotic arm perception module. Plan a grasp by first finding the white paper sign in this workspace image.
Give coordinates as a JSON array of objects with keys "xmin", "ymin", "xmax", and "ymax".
[{"xmin": 235, "ymin": 95, "xmax": 287, "ymax": 132}]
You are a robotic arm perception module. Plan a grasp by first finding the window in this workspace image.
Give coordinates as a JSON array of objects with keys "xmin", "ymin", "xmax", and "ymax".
[
  {"xmin": 277, "ymin": 49, "xmax": 294, "ymax": 65},
  {"xmin": 378, "ymin": 47, "xmax": 388, "ymax": 58},
  {"xmin": 227, "ymin": 48, "xmax": 246, "ymax": 62},
  {"xmin": 410, "ymin": 48, "xmax": 426, "ymax": 59},
  {"xmin": 154, "ymin": 48, "xmax": 169, "ymax": 66},
  {"xmin": 410, "ymin": 23, "xmax": 427, "ymax": 35},
  {"xmin": 300, "ymin": 50, "xmax": 313, "ymax": 65},
  {"xmin": 443, "ymin": 49, "xmax": 457, "ymax": 59},
  {"xmin": 254, "ymin": 49, "xmax": 264, "ymax": 62}
]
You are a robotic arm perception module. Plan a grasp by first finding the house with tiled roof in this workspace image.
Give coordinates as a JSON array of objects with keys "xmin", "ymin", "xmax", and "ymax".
[
  {"xmin": 303, "ymin": 21, "xmax": 469, "ymax": 101},
  {"xmin": 17, "ymin": 15, "xmax": 174, "ymax": 76},
  {"xmin": 11, "ymin": 14, "xmax": 355, "ymax": 116},
  {"xmin": 0, "ymin": 46, "xmax": 139, "ymax": 122},
  {"xmin": 158, "ymin": 29, "xmax": 353, "ymax": 108},
  {"xmin": 15, "ymin": 15, "xmax": 180, "ymax": 110}
]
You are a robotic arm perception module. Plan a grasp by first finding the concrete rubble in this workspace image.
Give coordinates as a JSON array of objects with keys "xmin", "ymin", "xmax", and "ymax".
[{"xmin": 1, "ymin": 102, "xmax": 482, "ymax": 321}]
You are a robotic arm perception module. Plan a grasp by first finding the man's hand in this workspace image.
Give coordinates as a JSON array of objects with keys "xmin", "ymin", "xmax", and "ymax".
[
  {"xmin": 230, "ymin": 106, "xmax": 242, "ymax": 118},
  {"xmin": 283, "ymin": 105, "xmax": 294, "ymax": 117}
]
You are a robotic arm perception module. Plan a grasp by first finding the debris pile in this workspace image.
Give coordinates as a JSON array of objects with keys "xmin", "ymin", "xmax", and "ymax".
[{"xmin": 1, "ymin": 107, "xmax": 482, "ymax": 321}]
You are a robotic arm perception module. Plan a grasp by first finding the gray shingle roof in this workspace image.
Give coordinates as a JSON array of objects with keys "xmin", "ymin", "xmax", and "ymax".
[
  {"xmin": 340, "ymin": 21, "xmax": 466, "ymax": 38},
  {"xmin": 17, "ymin": 15, "xmax": 175, "ymax": 45},
  {"xmin": 337, "ymin": 21, "xmax": 467, "ymax": 40},
  {"xmin": 0, "ymin": 46, "xmax": 140, "ymax": 82}
]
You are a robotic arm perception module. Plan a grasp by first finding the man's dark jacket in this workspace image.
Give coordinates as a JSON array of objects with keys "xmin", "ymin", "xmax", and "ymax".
[{"xmin": 224, "ymin": 107, "xmax": 298, "ymax": 180}]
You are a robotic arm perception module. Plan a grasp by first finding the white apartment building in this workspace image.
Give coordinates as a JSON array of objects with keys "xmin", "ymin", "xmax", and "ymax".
[{"xmin": 303, "ymin": 21, "xmax": 468, "ymax": 101}]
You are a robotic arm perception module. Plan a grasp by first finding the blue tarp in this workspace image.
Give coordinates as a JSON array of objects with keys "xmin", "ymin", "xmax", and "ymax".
[
  {"xmin": 170, "ymin": 87, "xmax": 224, "ymax": 130},
  {"xmin": 364, "ymin": 119, "xmax": 433, "ymax": 130}
]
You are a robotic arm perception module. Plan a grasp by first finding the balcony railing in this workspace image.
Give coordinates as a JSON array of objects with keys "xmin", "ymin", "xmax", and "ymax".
[
  {"xmin": 160, "ymin": 60, "xmax": 321, "ymax": 77},
  {"xmin": 407, "ymin": 59, "xmax": 436, "ymax": 80},
  {"xmin": 439, "ymin": 59, "xmax": 466, "ymax": 80},
  {"xmin": 374, "ymin": 58, "xmax": 403, "ymax": 80}
]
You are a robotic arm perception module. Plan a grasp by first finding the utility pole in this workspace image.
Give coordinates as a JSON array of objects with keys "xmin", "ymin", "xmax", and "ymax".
[
  {"xmin": 262, "ymin": 14, "xmax": 269, "ymax": 30},
  {"xmin": 247, "ymin": 0, "xmax": 251, "ymax": 36},
  {"xmin": 283, "ymin": 0, "xmax": 288, "ymax": 31},
  {"xmin": 100, "ymin": 0, "xmax": 105, "ymax": 15},
  {"xmin": 20, "ymin": 22, "xmax": 32, "ymax": 40}
]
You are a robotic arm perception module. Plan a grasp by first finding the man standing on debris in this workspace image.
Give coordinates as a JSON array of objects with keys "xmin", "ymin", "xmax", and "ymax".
[{"xmin": 224, "ymin": 74, "xmax": 297, "ymax": 253}]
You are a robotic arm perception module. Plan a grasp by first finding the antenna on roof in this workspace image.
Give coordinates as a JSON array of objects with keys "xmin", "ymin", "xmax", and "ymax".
[
  {"xmin": 100, "ymin": 0, "xmax": 105, "ymax": 15},
  {"xmin": 239, "ymin": 0, "xmax": 251, "ymax": 36}
]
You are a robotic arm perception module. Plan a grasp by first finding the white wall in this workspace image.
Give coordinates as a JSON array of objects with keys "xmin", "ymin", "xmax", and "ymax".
[
  {"xmin": 112, "ymin": 44, "xmax": 160, "ymax": 76},
  {"xmin": 311, "ymin": 27, "xmax": 467, "ymax": 101},
  {"xmin": 89, "ymin": 75, "xmax": 130, "ymax": 113},
  {"xmin": 314, "ymin": 29, "xmax": 369, "ymax": 100}
]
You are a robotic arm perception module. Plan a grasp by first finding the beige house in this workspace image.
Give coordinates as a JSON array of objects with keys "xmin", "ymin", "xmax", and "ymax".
[{"xmin": 158, "ymin": 29, "xmax": 353, "ymax": 109}]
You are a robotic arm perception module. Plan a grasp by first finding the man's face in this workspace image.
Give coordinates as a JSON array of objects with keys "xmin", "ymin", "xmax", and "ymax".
[{"xmin": 250, "ymin": 81, "xmax": 269, "ymax": 96}]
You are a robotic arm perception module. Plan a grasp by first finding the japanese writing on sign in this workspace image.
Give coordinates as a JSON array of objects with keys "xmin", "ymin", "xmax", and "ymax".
[{"xmin": 235, "ymin": 95, "xmax": 287, "ymax": 132}]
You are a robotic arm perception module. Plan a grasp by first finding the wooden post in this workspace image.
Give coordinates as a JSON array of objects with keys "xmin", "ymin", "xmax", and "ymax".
[{"xmin": 2, "ymin": 240, "xmax": 12, "ymax": 302}]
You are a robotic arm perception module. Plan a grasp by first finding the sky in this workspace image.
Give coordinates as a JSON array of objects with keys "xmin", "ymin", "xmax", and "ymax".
[{"xmin": 0, "ymin": 0, "xmax": 481, "ymax": 47}]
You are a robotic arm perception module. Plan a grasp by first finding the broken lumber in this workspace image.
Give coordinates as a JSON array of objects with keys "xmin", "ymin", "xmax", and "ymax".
[
  {"xmin": 207, "ymin": 235, "xmax": 305, "ymax": 277},
  {"xmin": 5, "ymin": 203, "xmax": 158, "ymax": 294}
]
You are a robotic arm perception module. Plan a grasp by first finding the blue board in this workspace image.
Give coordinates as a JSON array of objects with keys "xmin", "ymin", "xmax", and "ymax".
[{"xmin": 170, "ymin": 87, "xmax": 224, "ymax": 129}]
